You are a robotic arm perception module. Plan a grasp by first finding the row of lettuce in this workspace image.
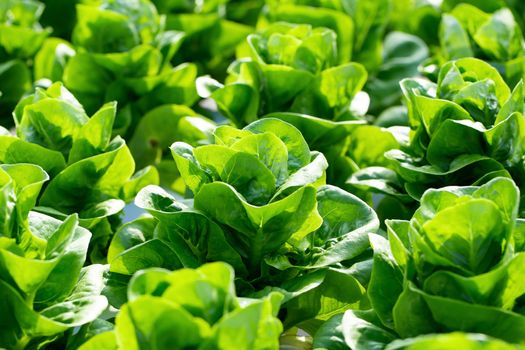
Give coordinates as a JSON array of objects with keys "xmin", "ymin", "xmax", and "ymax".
[
  {"xmin": 2, "ymin": 0, "xmax": 525, "ymax": 349},
  {"xmin": 4, "ymin": 76, "xmax": 525, "ymax": 349}
]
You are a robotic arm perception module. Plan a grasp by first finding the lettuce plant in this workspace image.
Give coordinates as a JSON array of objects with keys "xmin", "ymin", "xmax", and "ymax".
[
  {"xmin": 106, "ymin": 118, "xmax": 379, "ymax": 332},
  {"xmin": 379, "ymin": 178, "xmax": 525, "ymax": 342},
  {"xmin": 432, "ymin": 4, "xmax": 525, "ymax": 87},
  {"xmin": 199, "ymin": 0, "xmax": 429, "ymax": 127},
  {"xmin": 0, "ymin": 0, "xmax": 50, "ymax": 120},
  {"xmin": 260, "ymin": 0, "xmax": 354, "ymax": 66},
  {"xmin": 358, "ymin": 58, "xmax": 525, "ymax": 202},
  {"xmin": 79, "ymin": 262, "xmax": 283, "ymax": 350},
  {"xmin": 260, "ymin": 0, "xmax": 430, "ymax": 117},
  {"xmin": 315, "ymin": 177, "xmax": 525, "ymax": 348},
  {"xmin": 170, "ymin": 117, "xmax": 374, "ymax": 276},
  {"xmin": 393, "ymin": 2, "xmax": 525, "ymax": 87},
  {"xmin": 61, "ymin": 0, "xmax": 197, "ymax": 137},
  {"xmin": 110, "ymin": 118, "xmax": 329, "ymax": 279},
  {"xmin": 0, "ymin": 163, "xmax": 107, "ymax": 349},
  {"xmin": 4, "ymin": 82, "xmax": 158, "ymax": 261},
  {"xmin": 199, "ymin": 22, "xmax": 368, "ymax": 125}
]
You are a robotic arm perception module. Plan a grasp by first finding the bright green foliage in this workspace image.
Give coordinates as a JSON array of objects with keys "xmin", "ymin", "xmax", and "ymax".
[
  {"xmin": 106, "ymin": 119, "xmax": 379, "ymax": 332},
  {"xmin": 61, "ymin": 0, "xmax": 197, "ymax": 137},
  {"xmin": 385, "ymin": 333, "xmax": 521, "ymax": 350},
  {"xmin": 0, "ymin": 0, "xmax": 50, "ymax": 119},
  {"xmin": 170, "ymin": 118, "xmax": 373, "ymax": 278},
  {"xmin": 0, "ymin": 163, "xmax": 107, "ymax": 349},
  {"xmin": 357, "ymin": 178, "xmax": 525, "ymax": 345},
  {"xmin": 5, "ymin": 82, "xmax": 159, "ymax": 261},
  {"xmin": 260, "ymin": 0, "xmax": 430, "ymax": 115},
  {"xmin": 314, "ymin": 313, "xmax": 520, "ymax": 350},
  {"xmin": 261, "ymin": 1, "xmax": 354, "ymax": 64},
  {"xmin": 436, "ymin": 5, "xmax": 525, "ymax": 86},
  {"xmin": 80, "ymin": 262, "xmax": 283, "ymax": 350},
  {"xmin": 34, "ymin": 37, "xmax": 75, "ymax": 83},
  {"xmin": 199, "ymin": 23, "xmax": 369, "ymax": 125},
  {"xmin": 266, "ymin": 112, "xmax": 401, "ymax": 191},
  {"xmin": 313, "ymin": 177, "xmax": 525, "ymax": 348},
  {"xmin": 261, "ymin": 111, "xmax": 414, "ymax": 224},
  {"xmin": 1, "ymin": 0, "xmax": 525, "ymax": 349},
  {"xmin": 358, "ymin": 58, "xmax": 525, "ymax": 203},
  {"xmin": 173, "ymin": 117, "xmax": 327, "ymax": 205},
  {"xmin": 261, "ymin": 0, "xmax": 392, "ymax": 71},
  {"xmin": 199, "ymin": 0, "xmax": 430, "ymax": 126}
]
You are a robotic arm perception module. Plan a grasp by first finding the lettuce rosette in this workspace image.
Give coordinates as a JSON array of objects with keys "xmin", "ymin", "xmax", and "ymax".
[
  {"xmin": 260, "ymin": 0, "xmax": 429, "ymax": 117},
  {"xmin": 61, "ymin": 0, "xmax": 197, "ymax": 137},
  {"xmin": 79, "ymin": 262, "xmax": 283, "ymax": 350},
  {"xmin": 1, "ymin": 83, "xmax": 158, "ymax": 261},
  {"xmin": 0, "ymin": 163, "xmax": 107, "ymax": 349},
  {"xmin": 354, "ymin": 58, "xmax": 525, "ymax": 204},
  {"xmin": 314, "ymin": 177, "xmax": 525, "ymax": 348},
  {"xmin": 427, "ymin": 4, "xmax": 525, "ymax": 86},
  {"xmin": 106, "ymin": 118, "xmax": 379, "ymax": 333},
  {"xmin": 199, "ymin": 22, "xmax": 368, "ymax": 126}
]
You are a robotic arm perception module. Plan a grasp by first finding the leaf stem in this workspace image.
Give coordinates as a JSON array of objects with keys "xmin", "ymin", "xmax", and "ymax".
[
  {"xmin": 248, "ymin": 228, "xmax": 265, "ymax": 276},
  {"xmin": 15, "ymin": 335, "xmax": 30, "ymax": 350}
]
